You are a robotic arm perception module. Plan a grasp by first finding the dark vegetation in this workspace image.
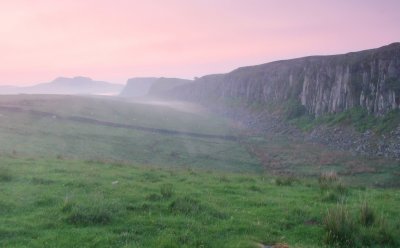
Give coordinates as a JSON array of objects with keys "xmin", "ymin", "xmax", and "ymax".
[{"xmin": 289, "ymin": 105, "xmax": 400, "ymax": 134}]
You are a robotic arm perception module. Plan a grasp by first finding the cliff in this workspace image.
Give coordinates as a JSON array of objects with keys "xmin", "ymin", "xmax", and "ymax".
[
  {"xmin": 148, "ymin": 78, "xmax": 192, "ymax": 97},
  {"xmin": 120, "ymin": 77, "xmax": 192, "ymax": 98},
  {"xmin": 166, "ymin": 43, "xmax": 400, "ymax": 116},
  {"xmin": 119, "ymin": 77, "xmax": 158, "ymax": 97}
]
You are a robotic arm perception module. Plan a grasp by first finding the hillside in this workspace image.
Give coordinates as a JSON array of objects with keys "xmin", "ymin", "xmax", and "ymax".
[
  {"xmin": 0, "ymin": 77, "xmax": 123, "ymax": 95},
  {"xmin": 0, "ymin": 94, "xmax": 400, "ymax": 247},
  {"xmin": 165, "ymin": 43, "xmax": 400, "ymax": 116},
  {"xmin": 158, "ymin": 43, "xmax": 400, "ymax": 158},
  {"xmin": 0, "ymin": 95, "xmax": 258, "ymax": 172}
]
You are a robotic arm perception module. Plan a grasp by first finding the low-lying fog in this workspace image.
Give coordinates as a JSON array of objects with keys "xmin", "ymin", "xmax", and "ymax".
[{"xmin": 130, "ymin": 98, "xmax": 207, "ymax": 115}]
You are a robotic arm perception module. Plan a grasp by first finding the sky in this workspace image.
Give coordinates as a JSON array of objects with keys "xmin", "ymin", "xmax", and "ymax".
[{"xmin": 0, "ymin": 0, "xmax": 399, "ymax": 86}]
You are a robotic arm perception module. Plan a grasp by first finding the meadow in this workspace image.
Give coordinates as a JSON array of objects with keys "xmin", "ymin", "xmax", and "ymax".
[{"xmin": 0, "ymin": 95, "xmax": 399, "ymax": 247}]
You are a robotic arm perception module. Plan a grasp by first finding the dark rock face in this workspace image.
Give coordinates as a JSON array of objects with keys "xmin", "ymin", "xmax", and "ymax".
[
  {"xmin": 120, "ymin": 77, "xmax": 192, "ymax": 98},
  {"xmin": 167, "ymin": 43, "xmax": 400, "ymax": 116},
  {"xmin": 148, "ymin": 78, "xmax": 192, "ymax": 97},
  {"xmin": 119, "ymin": 78, "xmax": 158, "ymax": 97}
]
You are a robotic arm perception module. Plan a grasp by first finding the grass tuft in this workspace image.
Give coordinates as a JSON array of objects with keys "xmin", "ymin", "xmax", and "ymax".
[
  {"xmin": 319, "ymin": 171, "xmax": 348, "ymax": 202},
  {"xmin": 66, "ymin": 206, "xmax": 112, "ymax": 226},
  {"xmin": 374, "ymin": 216, "xmax": 397, "ymax": 246},
  {"xmin": 169, "ymin": 197, "xmax": 202, "ymax": 215},
  {"xmin": 360, "ymin": 200, "xmax": 375, "ymax": 227},
  {"xmin": 318, "ymin": 171, "xmax": 338, "ymax": 186},
  {"xmin": 61, "ymin": 196, "xmax": 75, "ymax": 213},
  {"xmin": 160, "ymin": 183, "xmax": 174, "ymax": 199},
  {"xmin": 323, "ymin": 204, "xmax": 357, "ymax": 246}
]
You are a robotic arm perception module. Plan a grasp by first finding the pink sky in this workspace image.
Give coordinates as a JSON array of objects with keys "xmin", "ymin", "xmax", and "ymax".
[{"xmin": 0, "ymin": 0, "xmax": 399, "ymax": 86}]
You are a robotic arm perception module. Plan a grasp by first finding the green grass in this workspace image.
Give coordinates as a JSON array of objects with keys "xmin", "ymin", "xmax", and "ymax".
[
  {"xmin": 0, "ymin": 95, "xmax": 400, "ymax": 247},
  {"xmin": 0, "ymin": 157, "xmax": 399, "ymax": 247},
  {"xmin": 242, "ymin": 134, "xmax": 400, "ymax": 188},
  {"xmin": 0, "ymin": 95, "xmax": 259, "ymax": 172},
  {"xmin": 291, "ymin": 107, "xmax": 400, "ymax": 133},
  {"xmin": 0, "ymin": 95, "xmax": 231, "ymax": 135}
]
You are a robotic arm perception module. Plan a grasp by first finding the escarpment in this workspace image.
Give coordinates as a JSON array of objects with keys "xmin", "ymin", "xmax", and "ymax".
[{"xmin": 165, "ymin": 43, "xmax": 400, "ymax": 116}]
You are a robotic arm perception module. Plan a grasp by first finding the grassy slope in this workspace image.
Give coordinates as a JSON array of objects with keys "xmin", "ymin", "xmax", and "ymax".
[
  {"xmin": 242, "ymin": 135, "xmax": 400, "ymax": 188},
  {"xmin": 0, "ymin": 157, "xmax": 399, "ymax": 248},
  {"xmin": 0, "ymin": 95, "xmax": 231, "ymax": 135},
  {"xmin": 0, "ymin": 95, "xmax": 259, "ymax": 172},
  {"xmin": 290, "ymin": 107, "xmax": 400, "ymax": 134},
  {"xmin": 0, "ymin": 95, "xmax": 399, "ymax": 247}
]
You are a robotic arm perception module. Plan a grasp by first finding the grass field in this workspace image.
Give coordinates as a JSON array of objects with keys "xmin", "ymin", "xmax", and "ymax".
[
  {"xmin": 0, "ymin": 157, "xmax": 399, "ymax": 247},
  {"xmin": 0, "ymin": 95, "xmax": 259, "ymax": 172},
  {"xmin": 0, "ymin": 95, "xmax": 399, "ymax": 247}
]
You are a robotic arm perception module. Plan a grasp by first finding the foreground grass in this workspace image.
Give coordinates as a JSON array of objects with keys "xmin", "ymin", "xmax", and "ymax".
[{"xmin": 0, "ymin": 157, "xmax": 399, "ymax": 247}]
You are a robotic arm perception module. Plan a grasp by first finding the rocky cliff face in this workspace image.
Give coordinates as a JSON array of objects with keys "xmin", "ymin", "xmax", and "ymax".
[
  {"xmin": 167, "ymin": 43, "xmax": 400, "ymax": 116},
  {"xmin": 120, "ymin": 77, "xmax": 192, "ymax": 98},
  {"xmin": 148, "ymin": 78, "xmax": 192, "ymax": 97},
  {"xmin": 119, "ymin": 78, "xmax": 158, "ymax": 97}
]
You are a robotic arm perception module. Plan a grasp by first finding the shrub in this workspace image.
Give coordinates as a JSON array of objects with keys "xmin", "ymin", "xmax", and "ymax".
[
  {"xmin": 323, "ymin": 204, "xmax": 357, "ymax": 246},
  {"xmin": 360, "ymin": 201, "xmax": 375, "ymax": 227}
]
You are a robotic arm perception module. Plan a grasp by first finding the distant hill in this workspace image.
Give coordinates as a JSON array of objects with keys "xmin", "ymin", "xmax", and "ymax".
[
  {"xmin": 0, "ymin": 76, "xmax": 123, "ymax": 95},
  {"xmin": 120, "ymin": 77, "xmax": 192, "ymax": 98},
  {"xmin": 0, "ymin": 85, "xmax": 22, "ymax": 94},
  {"xmin": 119, "ymin": 77, "xmax": 158, "ymax": 97}
]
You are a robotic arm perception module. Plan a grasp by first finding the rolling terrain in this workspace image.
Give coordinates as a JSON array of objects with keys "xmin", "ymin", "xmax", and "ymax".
[
  {"xmin": 0, "ymin": 95, "xmax": 257, "ymax": 172},
  {"xmin": 0, "ymin": 94, "xmax": 399, "ymax": 247}
]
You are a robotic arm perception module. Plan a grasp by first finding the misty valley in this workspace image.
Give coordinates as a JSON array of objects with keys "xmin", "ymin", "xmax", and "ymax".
[{"xmin": 1, "ymin": 44, "xmax": 400, "ymax": 248}]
